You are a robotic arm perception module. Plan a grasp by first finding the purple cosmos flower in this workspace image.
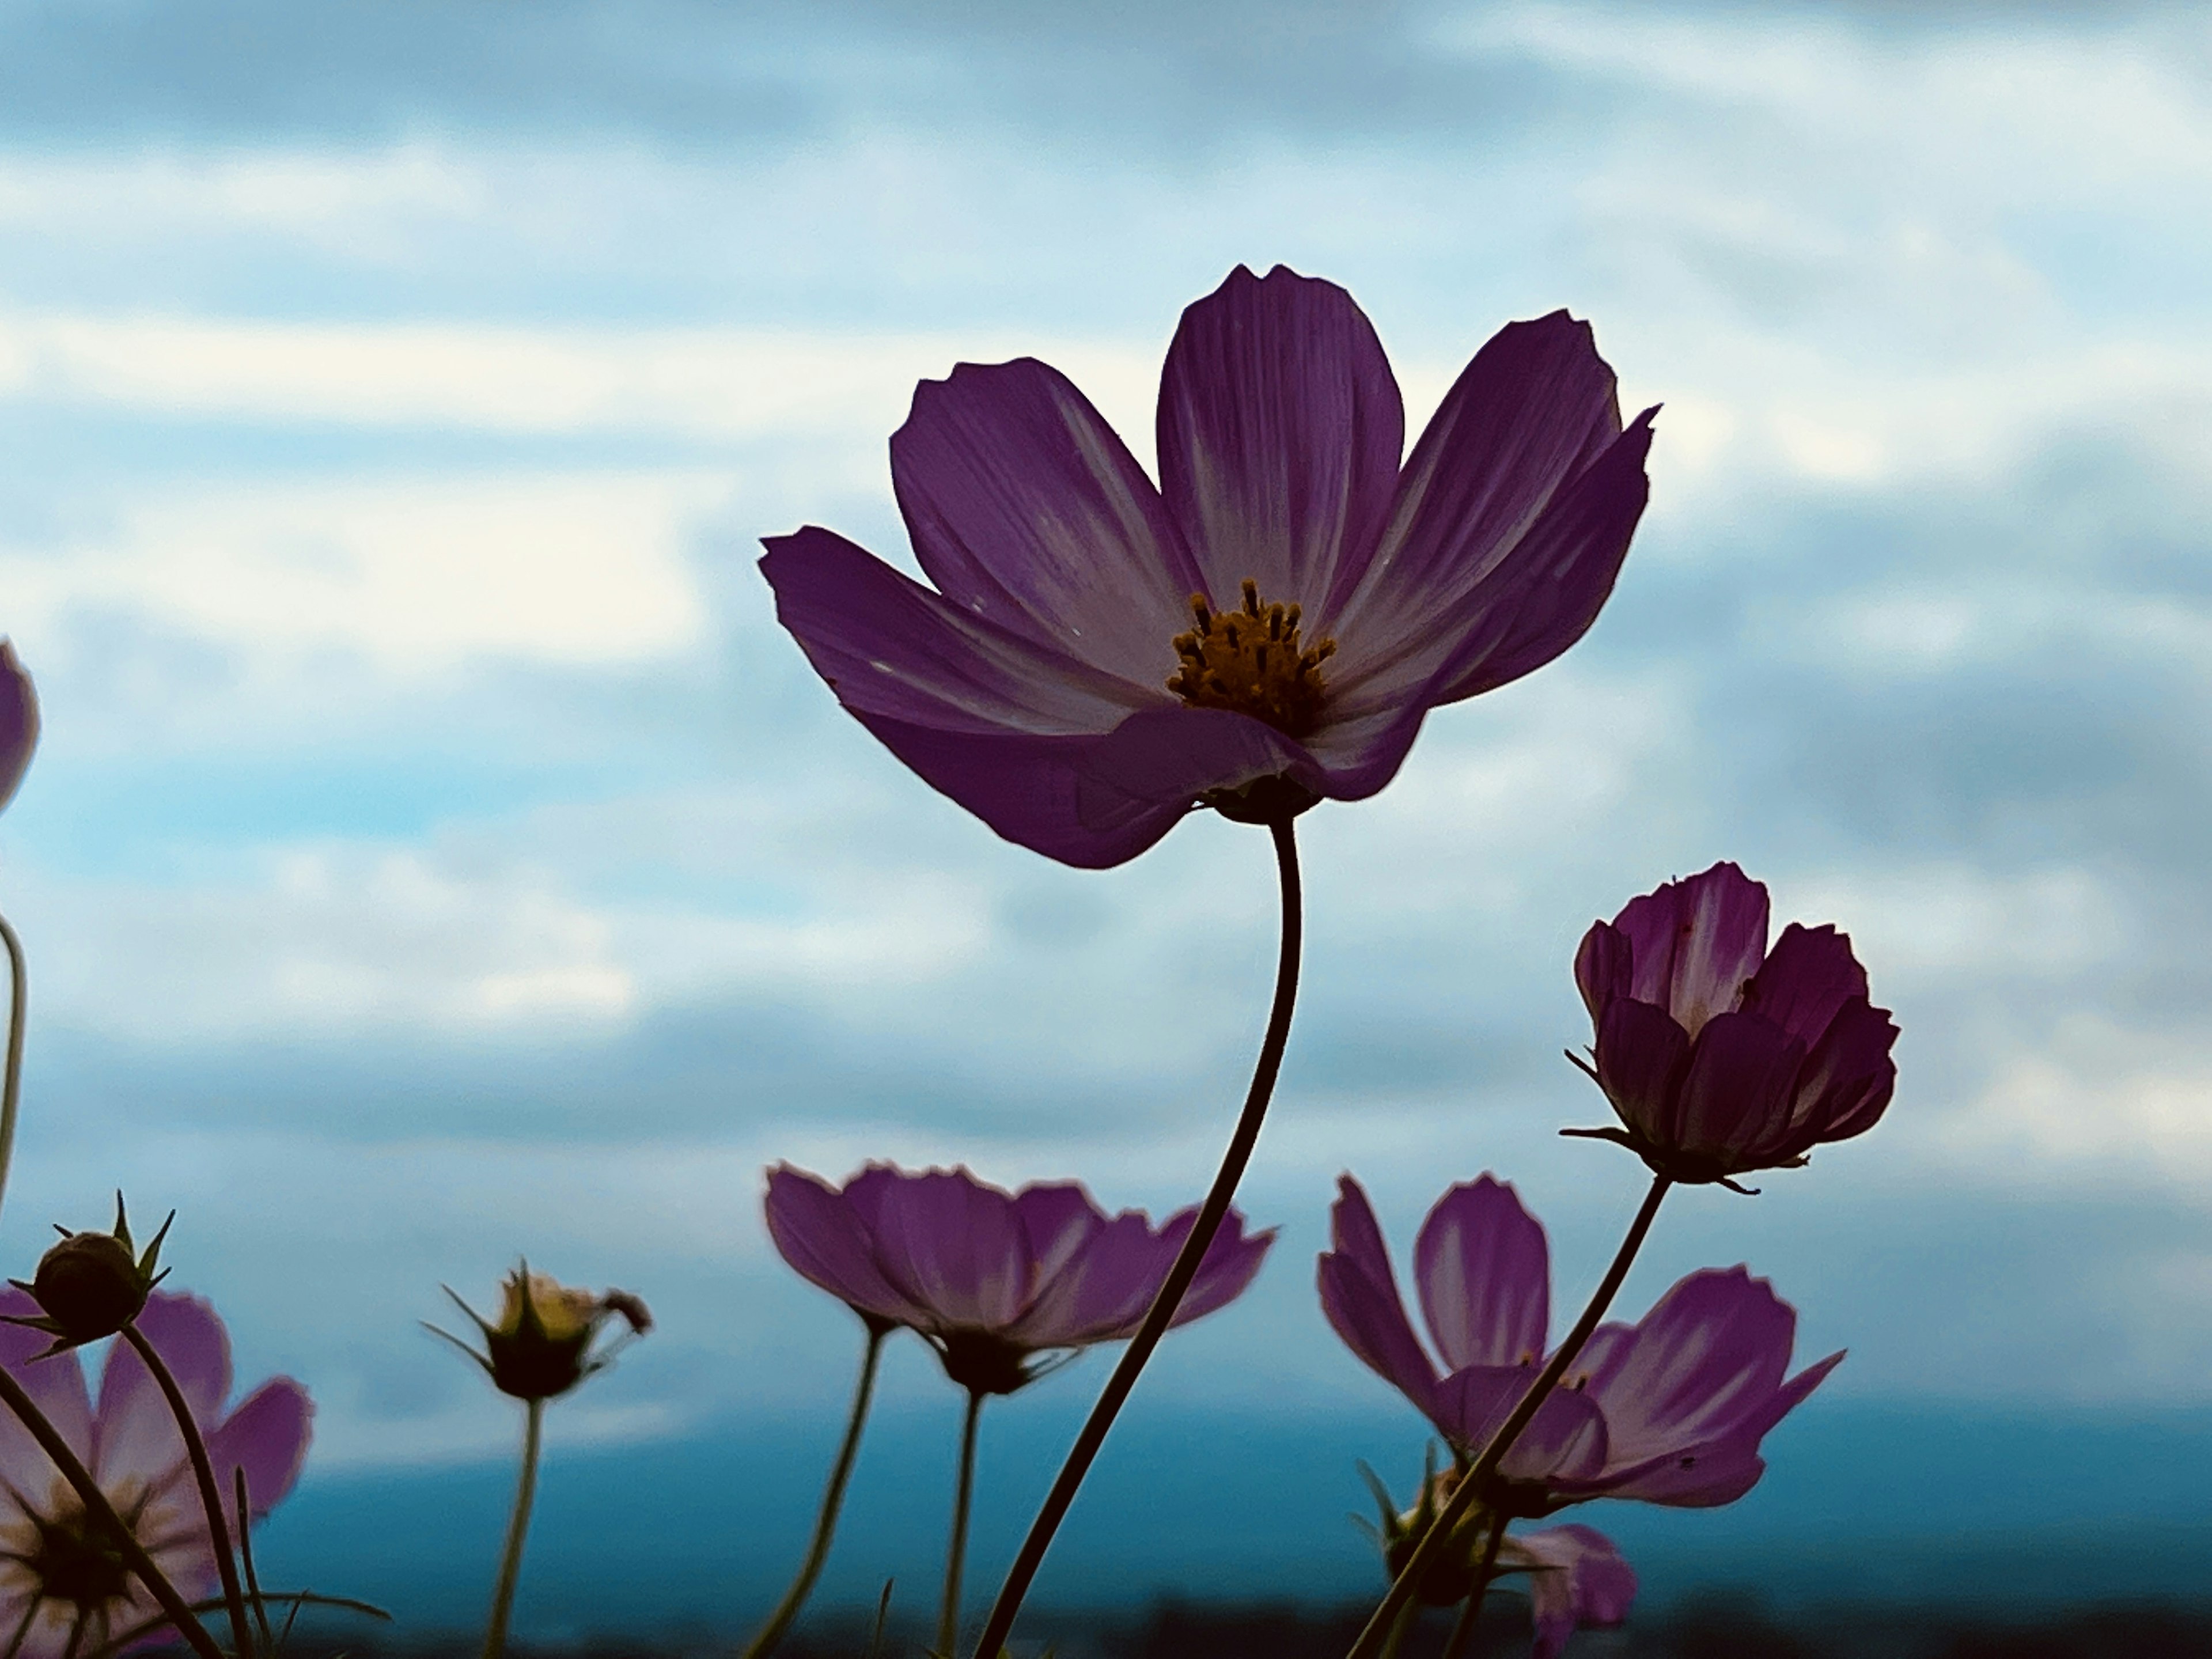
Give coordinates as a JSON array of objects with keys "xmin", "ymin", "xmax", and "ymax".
[
  {"xmin": 766, "ymin": 1162, "xmax": 1273, "ymax": 1395},
  {"xmin": 0, "ymin": 1288, "xmax": 310, "ymax": 1658},
  {"xmin": 761, "ymin": 264, "xmax": 1656, "ymax": 868},
  {"xmin": 1319, "ymin": 1174, "xmax": 1839, "ymax": 1516},
  {"xmin": 0, "ymin": 642, "xmax": 36, "ymax": 815},
  {"xmin": 1571, "ymin": 861, "xmax": 1899, "ymax": 1185}
]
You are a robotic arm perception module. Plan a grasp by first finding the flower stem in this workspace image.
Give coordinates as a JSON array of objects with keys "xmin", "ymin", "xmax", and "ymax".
[
  {"xmin": 1438, "ymin": 1516, "xmax": 1508, "ymax": 1659},
  {"xmin": 0, "ymin": 1366, "xmax": 222, "ymax": 1659},
  {"xmin": 937, "ymin": 1390, "xmax": 984, "ymax": 1657},
  {"xmin": 0, "ymin": 911, "xmax": 28, "ymax": 1226},
  {"xmin": 480, "ymin": 1396, "xmax": 544, "ymax": 1659},
  {"xmin": 739, "ymin": 1323, "xmax": 887, "ymax": 1659},
  {"xmin": 121, "ymin": 1325, "xmax": 255, "ymax": 1659},
  {"xmin": 969, "ymin": 816, "xmax": 1304, "ymax": 1658},
  {"xmin": 1344, "ymin": 1172, "xmax": 1673, "ymax": 1659}
]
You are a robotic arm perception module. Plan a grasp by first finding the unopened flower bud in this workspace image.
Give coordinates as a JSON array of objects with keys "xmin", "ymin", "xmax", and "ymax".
[
  {"xmin": 6, "ymin": 1195, "xmax": 173, "ymax": 1351},
  {"xmin": 429, "ymin": 1263, "xmax": 650, "ymax": 1402}
]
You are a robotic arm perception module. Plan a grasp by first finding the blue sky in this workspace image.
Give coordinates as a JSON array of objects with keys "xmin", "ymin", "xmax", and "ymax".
[{"xmin": 1, "ymin": 0, "xmax": 2210, "ymax": 1601}]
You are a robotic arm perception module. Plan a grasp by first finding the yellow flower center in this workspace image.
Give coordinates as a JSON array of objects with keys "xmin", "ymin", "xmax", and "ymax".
[{"xmin": 1166, "ymin": 579, "xmax": 1336, "ymax": 738}]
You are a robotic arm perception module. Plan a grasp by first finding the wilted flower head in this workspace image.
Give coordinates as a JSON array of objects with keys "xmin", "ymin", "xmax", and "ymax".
[
  {"xmin": 0, "ymin": 1289, "xmax": 310, "ymax": 1659},
  {"xmin": 1571, "ymin": 861, "xmax": 1899, "ymax": 1184},
  {"xmin": 766, "ymin": 1162, "xmax": 1273, "ymax": 1395},
  {"xmin": 433, "ymin": 1266, "xmax": 650, "ymax": 1402},
  {"xmin": 1320, "ymin": 1174, "xmax": 1839, "ymax": 1516},
  {"xmin": 762, "ymin": 264, "xmax": 1656, "ymax": 867},
  {"xmin": 7, "ymin": 1196, "xmax": 172, "ymax": 1353},
  {"xmin": 0, "ymin": 641, "xmax": 36, "ymax": 814}
]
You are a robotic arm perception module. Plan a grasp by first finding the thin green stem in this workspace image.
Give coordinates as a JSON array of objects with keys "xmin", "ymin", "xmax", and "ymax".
[
  {"xmin": 1438, "ymin": 1516, "xmax": 1509, "ymax": 1659},
  {"xmin": 1345, "ymin": 1172, "xmax": 1673, "ymax": 1659},
  {"xmin": 480, "ymin": 1397, "xmax": 544, "ymax": 1659},
  {"xmin": 121, "ymin": 1326, "xmax": 254, "ymax": 1659},
  {"xmin": 0, "ymin": 1366, "xmax": 223, "ymax": 1659},
  {"xmin": 970, "ymin": 816, "xmax": 1304, "ymax": 1659},
  {"xmin": 0, "ymin": 912, "xmax": 28, "ymax": 1227},
  {"xmin": 937, "ymin": 1391, "xmax": 983, "ymax": 1657},
  {"xmin": 233, "ymin": 1467, "xmax": 274, "ymax": 1656},
  {"xmin": 739, "ymin": 1324, "xmax": 887, "ymax": 1659}
]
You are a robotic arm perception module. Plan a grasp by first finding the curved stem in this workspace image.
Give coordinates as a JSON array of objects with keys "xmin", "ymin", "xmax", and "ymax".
[
  {"xmin": 1346, "ymin": 1172, "xmax": 1673, "ymax": 1659},
  {"xmin": 121, "ymin": 1326, "xmax": 254, "ymax": 1659},
  {"xmin": 0, "ymin": 1367, "xmax": 223, "ymax": 1659},
  {"xmin": 971, "ymin": 816, "xmax": 1304, "ymax": 1659},
  {"xmin": 0, "ymin": 912, "xmax": 28, "ymax": 1226},
  {"xmin": 480, "ymin": 1397, "xmax": 544, "ymax": 1659},
  {"xmin": 937, "ymin": 1391, "xmax": 984, "ymax": 1658},
  {"xmin": 1439, "ymin": 1516, "xmax": 1509, "ymax": 1659},
  {"xmin": 740, "ymin": 1323, "xmax": 887, "ymax": 1659}
]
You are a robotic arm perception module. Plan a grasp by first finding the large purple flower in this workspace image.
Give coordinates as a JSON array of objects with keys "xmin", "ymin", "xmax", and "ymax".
[
  {"xmin": 0, "ymin": 1289, "xmax": 311, "ymax": 1658},
  {"xmin": 1319, "ymin": 1174, "xmax": 1838, "ymax": 1516},
  {"xmin": 766, "ymin": 1162, "xmax": 1273, "ymax": 1395},
  {"xmin": 761, "ymin": 264, "xmax": 1656, "ymax": 867},
  {"xmin": 1572, "ymin": 861, "xmax": 1899, "ymax": 1184},
  {"xmin": 0, "ymin": 641, "xmax": 36, "ymax": 814}
]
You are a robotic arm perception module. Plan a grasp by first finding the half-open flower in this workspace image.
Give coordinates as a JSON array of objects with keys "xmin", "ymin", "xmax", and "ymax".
[
  {"xmin": 431, "ymin": 1267, "xmax": 650, "ymax": 1402},
  {"xmin": 1571, "ymin": 861, "xmax": 1899, "ymax": 1184},
  {"xmin": 762, "ymin": 264, "xmax": 1656, "ymax": 867},
  {"xmin": 1, "ymin": 641, "xmax": 36, "ymax": 814},
  {"xmin": 1319, "ymin": 1174, "xmax": 1839, "ymax": 1516},
  {"xmin": 766, "ymin": 1162, "xmax": 1272, "ymax": 1395},
  {"xmin": 0, "ymin": 1289, "xmax": 310, "ymax": 1659}
]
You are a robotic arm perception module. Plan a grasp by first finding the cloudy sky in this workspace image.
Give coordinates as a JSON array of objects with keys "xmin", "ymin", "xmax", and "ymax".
[{"xmin": 1, "ymin": 0, "xmax": 2210, "ymax": 1605}]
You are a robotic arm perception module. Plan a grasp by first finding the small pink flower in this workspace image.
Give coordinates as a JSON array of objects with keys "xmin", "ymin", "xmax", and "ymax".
[
  {"xmin": 767, "ymin": 1162, "xmax": 1272, "ymax": 1395},
  {"xmin": 1572, "ymin": 861, "xmax": 1899, "ymax": 1184},
  {"xmin": 0, "ymin": 1289, "xmax": 311, "ymax": 1658}
]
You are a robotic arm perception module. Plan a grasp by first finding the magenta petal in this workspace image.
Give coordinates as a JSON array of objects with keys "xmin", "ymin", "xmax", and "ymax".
[
  {"xmin": 0, "ymin": 641, "xmax": 36, "ymax": 813},
  {"xmin": 1413, "ymin": 1176, "xmax": 1550, "ymax": 1372},
  {"xmin": 1787, "ymin": 996, "xmax": 1899, "ymax": 1149},
  {"xmin": 1012, "ymin": 1183, "xmax": 1109, "ymax": 1286},
  {"xmin": 1324, "ymin": 310, "xmax": 1630, "ymax": 679},
  {"xmin": 1512, "ymin": 1524, "xmax": 1635, "ymax": 1659},
  {"xmin": 1675, "ymin": 1013, "xmax": 1805, "ymax": 1161},
  {"xmin": 861, "ymin": 1168, "xmax": 1031, "ymax": 1332},
  {"xmin": 892, "ymin": 358, "xmax": 1205, "ymax": 686},
  {"xmin": 94, "ymin": 1293, "xmax": 232, "ymax": 1487},
  {"xmin": 0, "ymin": 1289, "xmax": 92, "ymax": 1465},
  {"xmin": 1581, "ymin": 1268, "xmax": 1801, "ymax": 1466},
  {"xmin": 1431, "ymin": 1365, "xmax": 1608, "ymax": 1484},
  {"xmin": 1164, "ymin": 1207, "xmax": 1275, "ymax": 1327},
  {"xmin": 1156, "ymin": 265, "xmax": 1404, "ymax": 620},
  {"xmin": 764, "ymin": 1164, "xmax": 922, "ymax": 1328},
  {"xmin": 1317, "ymin": 1177, "xmax": 1440, "ymax": 1414},
  {"xmin": 205, "ymin": 1377, "xmax": 312, "ymax": 1518},
  {"xmin": 1744, "ymin": 923, "xmax": 1869, "ymax": 1046},
  {"xmin": 1593, "ymin": 997, "xmax": 1693, "ymax": 1144},
  {"xmin": 1611, "ymin": 862, "xmax": 1770, "ymax": 1037},
  {"xmin": 1012, "ymin": 1209, "xmax": 1162, "ymax": 1346},
  {"xmin": 1574, "ymin": 919, "xmax": 1632, "ymax": 1027}
]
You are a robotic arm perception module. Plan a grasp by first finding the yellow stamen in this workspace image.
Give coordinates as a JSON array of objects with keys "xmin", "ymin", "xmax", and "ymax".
[{"xmin": 1165, "ymin": 578, "xmax": 1335, "ymax": 738}]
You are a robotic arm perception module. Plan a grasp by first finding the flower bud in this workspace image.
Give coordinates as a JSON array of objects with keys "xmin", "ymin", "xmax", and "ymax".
[
  {"xmin": 6, "ymin": 1195, "xmax": 172, "ymax": 1351},
  {"xmin": 429, "ymin": 1264, "xmax": 649, "ymax": 1402}
]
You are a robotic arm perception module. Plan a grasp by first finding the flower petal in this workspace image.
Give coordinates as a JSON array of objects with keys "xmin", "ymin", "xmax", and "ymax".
[
  {"xmin": 1413, "ymin": 1176, "xmax": 1550, "ymax": 1372},
  {"xmin": 1324, "ymin": 310, "xmax": 1630, "ymax": 687},
  {"xmin": 1743, "ymin": 923, "xmax": 1869, "ymax": 1047},
  {"xmin": 1431, "ymin": 1365, "xmax": 1608, "ymax": 1484},
  {"xmin": 1156, "ymin": 265, "xmax": 1404, "ymax": 623},
  {"xmin": 1010, "ymin": 1208, "xmax": 1165, "ymax": 1346},
  {"xmin": 1162, "ymin": 1208, "xmax": 1274, "ymax": 1327},
  {"xmin": 892, "ymin": 357, "xmax": 1204, "ymax": 687},
  {"xmin": 205, "ymin": 1377, "xmax": 312, "ymax": 1519},
  {"xmin": 1580, "ymin": 1267, "xmax": 1801, "ymax": 1467},
  {"xmin": 1317, "ymin": 1176, "xmax": 1440, "ymax": 1414},
  {"xmin": 0, "ymin": 641, "xmax": 36, "ymax": 813},
  {"xmin": 0, "ymin": 1288, "xmax": 92, "ymax": 1465},
  {"xmin": 1785, "ymin": 995, "xmax": 1899, "ymax": 1153},
  {"xmin": 1611, "ymin": 862, "xmax": 1770, "ymax": 1038},
  {"xmin": 1675, "ymin": 1012, "xmax": 1806, "ymax": 1164},
  {"xmin": 94, "ymin": 1294, "xmax": 232, "ymax": 1488},
  {"xmin": 1508, "ymin": 1523, "xmax": 1635, "ymax": 1659},
  {"xmin": 857, "ymin": 1168, "xmax": 1031, "ymax": 1334},
  {"xmin": 1574, "ymin": 918, "xmax": 1632, "ymax": 1027},
  {"xmin": 1012, "ymin": 1183, "xmax": 1109, "ymax": 1289},
  {"xmin": 1592, "ymin": 997, "xmax": 1692, "ymax": 1145},
  {"xmin": 763, "ymin": 1164, "xmax": 924, "ymax": 1328}
]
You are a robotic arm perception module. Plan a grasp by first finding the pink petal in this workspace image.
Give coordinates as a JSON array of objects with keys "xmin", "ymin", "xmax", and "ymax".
[
  {"xmin": 1010, "ymin": 1208, "xmax": 1165, "ymax": 1346},
  {"xmin": 1431, "ymin": 1365, "xmax": 1608, "ymax": 1484},
  {"xmin": 93, "ymin": 1293, "xmax": 231, "ymax": 1488},
  {"xmin": 1592, "ymin": 997, "xmax": 1693, "ymax": 1145},
  {"xmin": 1413, "ymin": 1176, "xmax": 1550, "ymax": 1372},
  {"xmin": 1785, "ymin": 996, "xmax": 1899, "ymax": 1152},
  {"xmin": 1163, "ymin": 1207, "xmax": 1274, "ymax": 1328},
  {"xmin": 1611, "ymin": 862, "xmax": 1770, "ymax": 1038},
  {"xmin": 1742, "ymin": 923, "xmax": 1868, "ymax": 1047},
  {"xmin": 0, "ymin": 641, "xmax": 35, "ymax": 813},
  {"xmin": 859, "ymin": 1168, "xmax": 1031, "ymax": 1333},
  {"xmin": 1156, "ymin": 265, "xmax": 1404, "ymax": 626},
  {"xmin": 0, "ymin": 1287, "xmax": 93, "ymax": 1465},
  {"xmin": 763, "ymin": 1165, "xmax": 925, "ymax": 1328},
  {"xmin": 1510, "ymin": 1523, "xmax": 1635, "ymax": 1659},
  {"xmin": 892, "ymin": 357, "xmax": 1204, "ymax": 688},
  {"xmin": 1012, "ymin": 1183, "xmax": 1109, "ymax": 1288},
  {"xmin": 206, "ymin": 1377, "xmax": 312, "ymax": 1518},
  {"xmin": 1574, "ymin": 918, "xmax": 1633, "ymax": 1026},
  {"xmin": 1581, "ymin": 1268, "xmax": 1805, "ymax": 1467},
  {"xmin": 1674, "ymin": 1013, "xmax": 1805, "ymax": 1163},
  {"xmin": 1317, "ymin": 1176, "xmax": 1440, "ymax": 1414}
]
